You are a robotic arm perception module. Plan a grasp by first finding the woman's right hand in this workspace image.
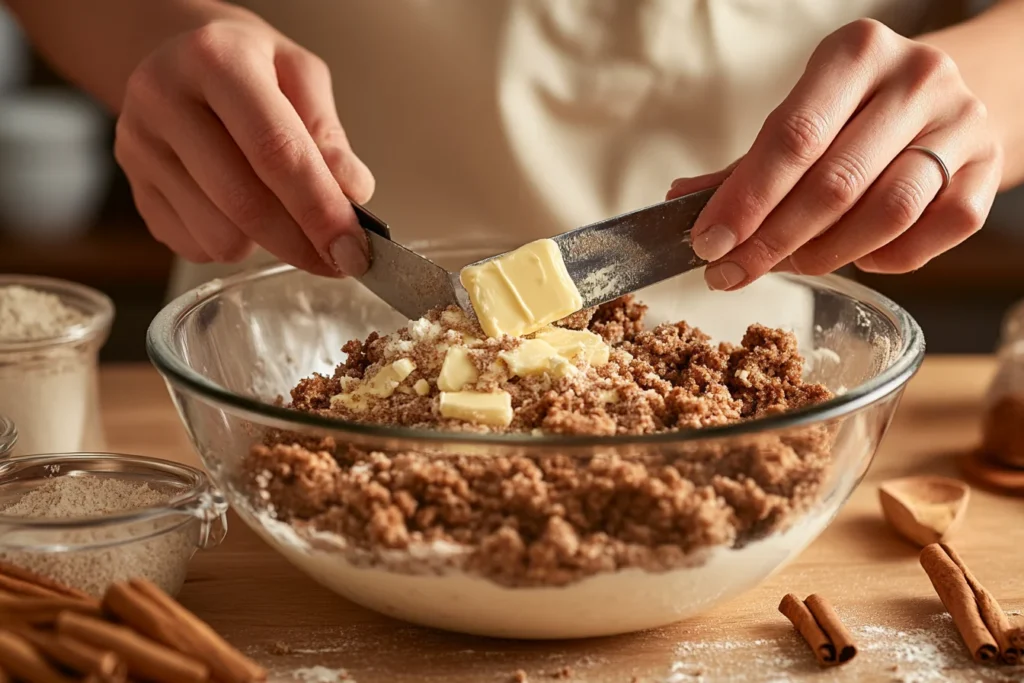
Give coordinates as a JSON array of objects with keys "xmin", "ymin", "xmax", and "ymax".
[{"xmin": 115, "ymin": 13, "xmax": 374, "ymax": 276}]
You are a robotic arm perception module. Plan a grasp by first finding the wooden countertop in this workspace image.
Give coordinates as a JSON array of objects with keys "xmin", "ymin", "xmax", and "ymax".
[{"xmin": 100, "ymin": 359, "xmax": 1023, "ymax": 683}]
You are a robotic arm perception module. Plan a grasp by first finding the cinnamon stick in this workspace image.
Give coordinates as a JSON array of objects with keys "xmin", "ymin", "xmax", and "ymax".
[
  {"xmin": 0, "ymin": 560, "xmax": 94, "ymax": 601},
  {"xmin": 0, "ymin": 572, "xmax": 64, "ymax": 599},
  {"xmin": 779, "ymin": 593, "xmax": 836, "ymax": 665},
  {"xmin": 0, "ymin": 629, "xmax": 77, "ymax": 683},
  {"xmin": 109, "ymin": 579, "xmax": 266, "ymax": 683},
  {"xmin": 804, "ymin": 594, "xmax": 858, "ymax": 663},
  {"xmin": 103, "ymin": 582, "xmax": 191, "ymax": 652},
  {"xmin": 919, "ymin": 544, "xmax": 999, "ymax": 662},
  {"xmin": 57, "ymin": 611, "xmax": 209, "ymax": 683},
  {"xmin": 9, "ymin": 622, "xmax": 127, "ymax": 683},
  {"xmin": 0, "ymin": 594, "xmax": 104, "ymax": 625},
  {"xmin": 1007, "ymin": 625, "xmax": 1024, "ymax": 663},
  {"xmin": 937, "ymin": 544, "xmax": 1019, "ymax": 664}
]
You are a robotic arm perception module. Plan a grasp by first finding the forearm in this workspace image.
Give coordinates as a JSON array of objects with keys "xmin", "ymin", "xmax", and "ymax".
[
  {"xmin": 3, "ymin": 0, "xmax": 252, "ymax": 111},
  {"xmin": 918, "ymin": 0, "xmax": 1024, "ymax": 189}
]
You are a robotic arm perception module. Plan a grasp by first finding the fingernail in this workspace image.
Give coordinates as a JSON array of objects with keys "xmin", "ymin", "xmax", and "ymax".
[
  {"xmin": 705, "ymin": 262, "xmax": 747, "ymax": 291},
  {"xmin": 670, "ymin": 177, "xmax": 688, "ymax": 188},
  {"xmin": 773, "ymin": 256, "xmax": 799, "ymax": 274},
  {"xmin": 693, "ymin": 224, "xmax": 737, "ymax": 262},
  {"xmin": 857, "ymin": 254, "xmax": 877, "ymax": 272},
  {"xmin": 329, "ymin": 232, "xmax": 369, "ymax": 276}
]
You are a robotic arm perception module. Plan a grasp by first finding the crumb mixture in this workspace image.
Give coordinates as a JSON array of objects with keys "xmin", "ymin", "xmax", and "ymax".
[{"xmin": 248, "ymin": 297, "xmax": 835, "ymax": 586}]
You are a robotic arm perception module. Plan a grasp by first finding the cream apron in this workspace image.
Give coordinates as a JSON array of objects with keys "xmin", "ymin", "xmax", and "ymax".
[{"xmin": 167, "ymin": 0, "xmax": 952, "ymax": 341}]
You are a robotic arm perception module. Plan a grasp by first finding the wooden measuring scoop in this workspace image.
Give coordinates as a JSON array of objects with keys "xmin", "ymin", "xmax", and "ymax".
[{"xmin": 879, "ymin": 476, "xmax": 970, "ymax": 547}]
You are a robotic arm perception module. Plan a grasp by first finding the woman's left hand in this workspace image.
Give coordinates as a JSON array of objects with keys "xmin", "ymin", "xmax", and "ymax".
[{"xmin": 667, "ymin": 18, "xmax": 1003, "ymax": 290}]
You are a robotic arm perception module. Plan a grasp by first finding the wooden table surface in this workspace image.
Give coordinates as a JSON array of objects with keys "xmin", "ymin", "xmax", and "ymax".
[{"xmin": 100, "ymin": 359, "xmax": 1024, "ymax": 683}]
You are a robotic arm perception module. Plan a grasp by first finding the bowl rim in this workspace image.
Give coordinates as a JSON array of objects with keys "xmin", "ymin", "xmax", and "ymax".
[
  {"xmin": 0, "ymin": 413, "xmax": 16, "ymax": 455},
  {"xmin": 0, "ymin": 274, "xmax": 114, "ymax": 353},
  {"xmin": 0, "ymin": 452, "xmax": 218, "ymax": 530},
  {"xmin": 147, "ymin": 263, "xmax": 926, "ymax": 447}
]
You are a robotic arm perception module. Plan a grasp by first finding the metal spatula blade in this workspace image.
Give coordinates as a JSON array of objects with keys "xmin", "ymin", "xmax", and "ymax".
[
  {"xmin": 350, "ymin": 203, "xmax": 466, "ymax": 320},
  {"xmin": 552, "ymin": 187, "xmax": 715, "ymax": 309}
]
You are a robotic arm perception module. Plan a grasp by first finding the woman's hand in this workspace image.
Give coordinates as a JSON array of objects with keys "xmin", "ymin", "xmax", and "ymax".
[
  {"xmin": 667, "ymin": 18, "xmax": 1003, "ymax": 290},
  {"xmin": 115, "ymin": 14, "xmax": 374, "ymax": 276}
]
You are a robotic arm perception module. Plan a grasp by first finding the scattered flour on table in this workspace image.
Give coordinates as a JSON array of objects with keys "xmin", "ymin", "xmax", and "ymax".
[
  {"xmin": 289, "ymin": 666, "xmax": 354, "ymax": 682},
  {"xmin": 0, "ymin": 476, "xmax": 197, "ymax": 597},
  {"xmin": 666, "ymin": 614, "xmax": 1024, "ymax": 683}
]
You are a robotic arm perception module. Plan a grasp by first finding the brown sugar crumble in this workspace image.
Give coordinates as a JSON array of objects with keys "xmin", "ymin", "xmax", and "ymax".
[{"xmin": 247, "ymin": 297, "xmax": 836, "ymax": 587}]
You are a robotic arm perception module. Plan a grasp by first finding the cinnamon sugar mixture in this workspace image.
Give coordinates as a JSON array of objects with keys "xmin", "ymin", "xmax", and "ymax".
[{"xmin": 247, "ymin": 297, "xmax": 835, "ymax": 586}]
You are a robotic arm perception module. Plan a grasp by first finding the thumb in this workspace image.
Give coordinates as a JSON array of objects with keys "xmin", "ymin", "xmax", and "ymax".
[
  {"xmin": 276, "ymin": 47, "xmax": 376, "ymax": 203},
  {"xmin": 665, "ymin": 159, "xmax": 741, "ymax": 201}
]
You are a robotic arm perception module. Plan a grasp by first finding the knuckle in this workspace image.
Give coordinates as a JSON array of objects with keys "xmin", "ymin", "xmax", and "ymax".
[
  {"xmin": 185, "ymin": 24, "xmax": 237, "ymax": 69},
  {"xmin": 124, "ymin": 60, "xmax": 164, "ymax": 107},
  {"xmin": 112, "ymin": 119, "xmax": 135, "ymax": 167},
  {"xmin": 907, "ymin": 46, "xmax": 957, "ymax": 88},
  {"xmin": 815, "ymin": 152, "xmax": 869, "ymax": 211},
  {"xmin": 250, "ymin": 125, "xmax": 306, "ymax": 174},
  {"xmin": 835, "ymin": 18, "xmax": 889, "ymax": 63},
  {"xmin": 221, "ymin": 183, "xmax": 268, "ymax": 229},
  {"xmin": 298, "ymin": 50, "xmax": 331, "ymax": 80},
  {"xmin": 946, "ymin": 195, "xmax": 988, "ymax": 234},
  {"xmin": 296, "ymin": 202, "xmax": 335, "ymax": 239},
  {"xmin": 774, "ymin": 106, "xmax": 831, "ymax": 166},
  {"xmin": 959, "ymin": 97, "xmax": 988, "ymax": 125},
  {"xmin": 880, "ymin": 178, "xmax": 928, "ymax": 227},
  {"xmin": 744, "ymin": 232, "xmax": 787, "ymax": 270}
]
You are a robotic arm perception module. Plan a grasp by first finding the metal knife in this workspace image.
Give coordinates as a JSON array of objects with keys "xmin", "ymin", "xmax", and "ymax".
[{"xmin": 350, "ymin": 187, "xmax": 716, "ymax": 321}]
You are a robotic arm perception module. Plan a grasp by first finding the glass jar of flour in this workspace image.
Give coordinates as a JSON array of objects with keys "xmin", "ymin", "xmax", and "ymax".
[{"xmin": 0, "ymin": 276, "xmax": 113, "ymax": 456}]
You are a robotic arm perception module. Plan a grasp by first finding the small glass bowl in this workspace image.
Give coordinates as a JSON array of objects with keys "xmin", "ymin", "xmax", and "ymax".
[
  {"xmin": 0, "ymin": 414, "xmax": 16, "ymax": 457},
  {"xmin": 0, "ymin": 453, "xmax": 228, "ymax": 598}
]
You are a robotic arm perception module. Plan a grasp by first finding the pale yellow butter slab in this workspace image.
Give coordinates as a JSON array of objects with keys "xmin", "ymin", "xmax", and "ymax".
[
  {"xmin": 439, "ymin": 390, "xmax": 513, "ymax": 427},
  {"xmin": 460, "ymin": 239, "xmax": 583, "ymax": 338}
]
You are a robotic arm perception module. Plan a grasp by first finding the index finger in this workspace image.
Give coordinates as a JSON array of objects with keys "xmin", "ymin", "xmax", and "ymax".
[
  {"xmin": 192, "ymin": 44, "xmax": 367, "ymax": 274},
  {"xmin": 691, "ymin": 21, "xmax": 890, "ymax": 263}
]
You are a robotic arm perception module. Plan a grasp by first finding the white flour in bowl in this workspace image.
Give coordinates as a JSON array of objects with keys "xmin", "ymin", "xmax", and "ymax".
[
  {"xmin": 0, "ymin": 284, "xmax": 104, "ymax": 456},
  {"xmin": 255, "ymin": 511, "xmax": 828, "ymax": 640},
  {"xmin": 0, "ymin": 475, "xmax": 199, "ymax": 597}
]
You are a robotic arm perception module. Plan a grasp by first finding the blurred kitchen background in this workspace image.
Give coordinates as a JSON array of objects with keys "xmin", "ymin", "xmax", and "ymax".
[{"xmin": 1, "ymin": 7, "xmax": 1023, "ymax": 360}]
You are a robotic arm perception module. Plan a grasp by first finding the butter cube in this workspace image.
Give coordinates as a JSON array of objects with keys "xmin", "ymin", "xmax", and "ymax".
[
  {"xmin": 499, "ymin": 339, "xmax": 560, "ymax": 377},
  {"xmin": 365, "ymin": 358, "xmax": 416, "ymax": 397},
  {"xmin": 439, "ymin": 390, "xmax": 513, "ymax": 427},
  {"xmin": 413, "ymin": 379, "xmax": 431, "ymax": 396},
  {"xmin": 331, "ymin": 392, "xmax": 368, "ymax": 412},
  {"xmin": 532, "ymin": 327, "xmax": 610, "ymax": 366},
  {"xmin": 329, "ymin": 359, "xmax": 417, "ymax": 411},
  {"xmin": 460, "ymin": 239, "xmax": 583, "ymax": 338},
  {"xmin": 437, "ymin": 346, "xmax": 479, "ymax": 392}
]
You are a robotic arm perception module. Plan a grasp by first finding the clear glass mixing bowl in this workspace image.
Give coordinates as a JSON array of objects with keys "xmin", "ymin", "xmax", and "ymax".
[{"xmin": 147, "ymin": 240, "xmax": 924, "ymax": 639}]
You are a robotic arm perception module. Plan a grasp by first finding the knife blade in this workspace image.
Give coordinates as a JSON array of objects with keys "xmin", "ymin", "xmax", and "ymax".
[
  {"xmin": 350, "ymin": 202, "xmax": 464, "ymax": 320},
  {"xmin": 552, "ymin": 187, "xmax": 715, "ymax": 309}
]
